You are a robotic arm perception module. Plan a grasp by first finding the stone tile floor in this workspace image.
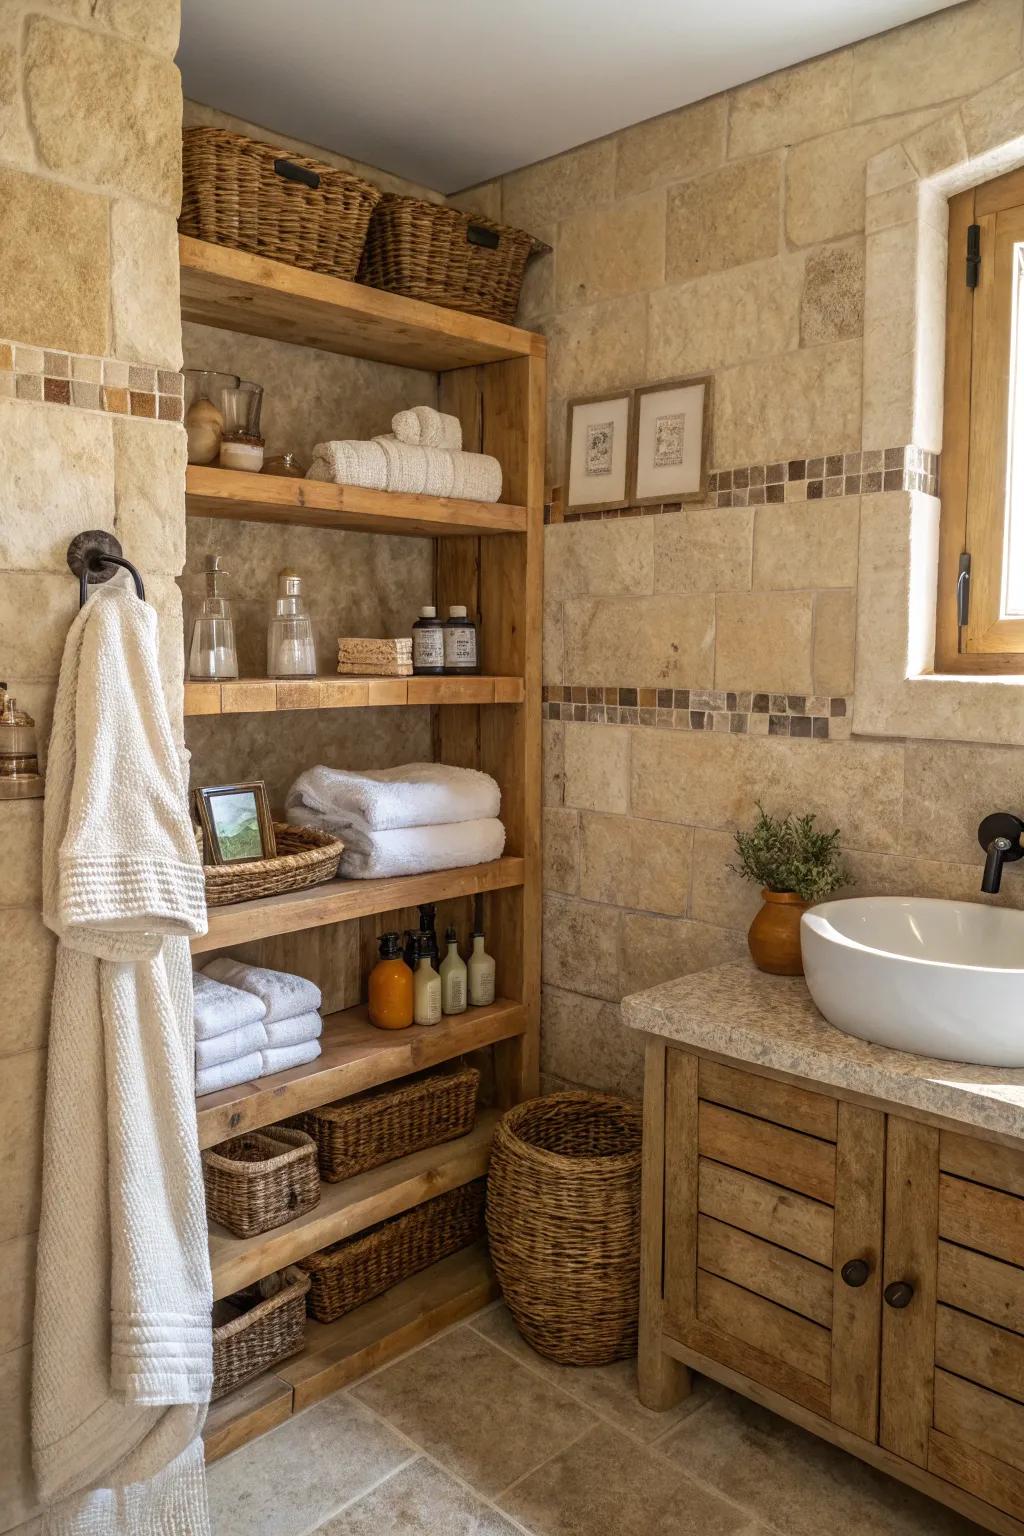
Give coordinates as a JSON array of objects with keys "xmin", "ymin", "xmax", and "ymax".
[{"xmin": 207, "ymin": 1303, "xmax": 985, "ymax": 1536}]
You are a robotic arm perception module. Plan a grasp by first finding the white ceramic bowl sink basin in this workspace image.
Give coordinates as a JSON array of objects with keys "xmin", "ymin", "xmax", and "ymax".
[{"xmin": 801, "ymin": 897, "xmax": 1024, "ymax": 1066}]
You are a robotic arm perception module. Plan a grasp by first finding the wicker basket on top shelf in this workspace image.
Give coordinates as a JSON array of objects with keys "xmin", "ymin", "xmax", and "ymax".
[{"xmin": 201, "ymin": 822, "xmax": 343, "ymax": 907}]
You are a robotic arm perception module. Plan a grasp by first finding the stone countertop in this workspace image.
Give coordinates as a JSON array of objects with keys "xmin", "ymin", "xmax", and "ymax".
[{"xmin": 622, "ymin": 958, "xmax": 1024, "ymax": 1142}]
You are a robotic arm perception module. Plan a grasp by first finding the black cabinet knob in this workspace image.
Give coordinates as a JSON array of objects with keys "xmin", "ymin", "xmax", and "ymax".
[
  {"xmin": 883, "ymin": 1280, "xmax": 915, "ymax": 1309},
  {"xmin": 841, "ymin": 1258, "xmax": 871, "ymax": 1288}
]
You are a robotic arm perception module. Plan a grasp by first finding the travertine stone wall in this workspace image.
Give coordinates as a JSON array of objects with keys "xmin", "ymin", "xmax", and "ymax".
[
  {"xmin": 0, "ymin": 5, "xmax": 186, "ymax": 1530},
  {"xmin": 452, "ymin": 0, "xmax": 1024, "ymax": 1101}
]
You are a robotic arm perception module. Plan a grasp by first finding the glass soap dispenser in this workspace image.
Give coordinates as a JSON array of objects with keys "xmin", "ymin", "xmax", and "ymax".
[
  {"xmin": 267, "ymin": 567, "xmax": 317, "ymax": 679},
  {"xmin": 0, "ymin": 685, "xmax": 44, "ymax": 800},
  {"xmin": 188, "ymin": 555, "xmax": 239, "ymax": 680}
]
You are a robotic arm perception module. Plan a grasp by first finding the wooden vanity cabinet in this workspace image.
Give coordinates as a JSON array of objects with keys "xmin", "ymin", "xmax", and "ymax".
[{"xmin": 641, "ymin": 1041, "xmax": 1024, "ymax": 1536}]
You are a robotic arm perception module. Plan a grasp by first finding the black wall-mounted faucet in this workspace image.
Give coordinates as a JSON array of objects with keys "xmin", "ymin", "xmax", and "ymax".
[{"xmin": 978, "ymin": 812, "xmax": 1024, "ymax": 892}]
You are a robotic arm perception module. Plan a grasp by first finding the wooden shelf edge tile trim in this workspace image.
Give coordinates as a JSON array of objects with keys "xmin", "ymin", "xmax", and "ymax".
[
  {"xmin": 184, "ymin": 672, "xmax": 526, "ymax": 716},
  {"xmin": 191, "ymin": 857, "xmax": 526, "ymax": 955},
  {"xmin": 179, "ymin": 236, "xmax": 545, "ymax": 371},
  {"xmin": 203, "ymin": 1372, "xmax": 292, "ymax": 1463},
  {"xmin": 210, "ymin": 1110, "xmax": 498, "ymax": 1299},
  {"xmin": 185, "ymin": 465, "xmax": 528, "ymax": 538},
  {"xmin": 196, "ymin": 997, "xmax": 524, "ymax": 1149}
]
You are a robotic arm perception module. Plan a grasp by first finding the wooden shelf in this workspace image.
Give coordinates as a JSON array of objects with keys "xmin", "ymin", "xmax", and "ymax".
[
  {"xmin": 204, "ymin": 1373, "xmax": 292, "ymax": 1464},
  {"xmin": 185, "ymin": 672, "xmax": 525, "ymax": 717},
  {"xmin": 210, "ymin": 1110, "xmax": 497, "ymax": 1299},
  {"xmin": 191, "ymin": 856, "xmax": 525, "ymax": 955},
  {"xmin": 180, "ymin": 237, "xmax": 544, "ymax": 372},
  {"xmin": 185, "ymin": 465, "xmax": 527, "ymax": 538},
  {"xmin": 196, "ymin": 997, "xmax": 525, "ymax": 1149}
]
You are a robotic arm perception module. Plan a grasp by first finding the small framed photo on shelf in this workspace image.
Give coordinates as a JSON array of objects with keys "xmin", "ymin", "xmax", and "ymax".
[
  {"xmin": 565, "ymin": 390, "xmax": 634, "ymax": 513},
  {"xmin": 195, "ymin": 781, "xmax": 277, "ymax": 866},
  {"xmin": 629, "ymin": 375, "xmax": 712, "ymax": 506}
]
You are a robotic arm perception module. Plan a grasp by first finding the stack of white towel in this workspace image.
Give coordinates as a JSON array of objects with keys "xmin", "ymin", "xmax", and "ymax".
[
  {"xmin": 193, "ymin": 959, "xmax": 324, "ymax": 1097},
  {"xmin": 307, "ymin": 406, "xmax": 502, "ymax": 503},
  {"xmin": 284, "ymin": 762, "xmax": 505, "ymax": 880}
]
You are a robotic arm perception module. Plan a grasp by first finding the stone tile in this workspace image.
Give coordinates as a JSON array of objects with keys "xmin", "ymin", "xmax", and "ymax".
[
  {"xmin": 543, "ymin": 806, "xmax": 579, "ymax": 895},
  {"xmin": 851, "ymin": 0, "xmax": 1023, "ymax": 120},
  {"xmin": 0, "ymin": 803, "xmax": 44, "ymax": 907},
  {"xmin": 689, "ymin": 827, "xmax": 762, "ymax": 931},
  {"xmin": 543, "ymin": 596, "xmax": 563, "ymax": 686},
  {"xmin": 629, "ymin": 728, "xmax": 904, "ymax": 852},
  {"xmin": 545, "ymin": 518, "xmax": 654, "ymax": 601},
  {"xmin": 112, "ymin": 417, "xmax": 187, "ymax": 576},
  {"xmin": 206, "ymin": 1392, "xmax": 411, "ymax": 1536},
  {"xmin": 666, "ymin": 155, "xmax": 782, "ymax": 282},
  {"xmin": 448, "ymin": 180, "xmax": 503, "ymax": 221},
  {"xmin": 752, "ymin": 498, "xmax": 860, "ymax": 590},
  {"xmin": 0, "ymin": 16, "xmax": 33, "ymax": 170},
  {"xmin": 714, "ymin": 340, "xmax": 862, "ymax": 466},
  {"xmin": 903, "ymin": 111, "xmax": 969, "ymax": 179},
  {"xmin": 353, "ymin": 1326, "xmax": 596, "ymax": 1498},
  {"xmin": 785, "ymin": 110, "xmax": 943, "ymax": 247},
  {"xmin": 0, "ymin": 1047, "xmax": 45, "ymax": 1243},
  {"xmin": 649, "ymin": 255, "xmax": 803, "ymax": 375},
  {"xmin": 800, "ymin": 239, "xmax": 865, "ymax": 345},
  {"xmin": 503, "ymin": 138, "xmax": 615, "ymax": 229},
  {"xmin": 653, "ymin": 506, "xmax": 753, "ymax": 595},
  {"xmin": 728, "ymin": 49, "xmax": 852, "ymax": 157},
  {"xmin": 0, "ymin": 908, "xmax": 54, "ymax": 1056},
  {"xmin": 556, "ymin": 193, "xmax": 666, "ymax": 308},
  {"xmin": 0, "ymin": 166, "xmax": 109, "ymax": 354},
  {"xmin": 861, "ymin": 220, "xmax": 940, "ymax": 452},
  {"xmin": 542, "ymin": 894, "xmax": 622, "ymax": 1001},
  {"xmin": 517, "ymin": 231, "xmax": 555, "ymax": 325},
  {"xmin": 715, "ymin": 591, "xmax": 814, "ymax": 694},
  {"xmin": 563, "ymin": 721, "xmax": 630, "ymax": 814},
  {"xmin": 615, "ymin": 96, "xmax": 726, "ymax": 197},
  {"xmin": 500, "ymin": 1421, "xmax": 752, "ymax": 1536},
  {"xmin": 579, "ymin": 812, "xmax": 693, "ymax": 916},
  {"xmin": 0, "ymin": 1231, "xmax": 35, "ymax": 1353},
  {"xmin": 813, "ymin": 589, "xmax": 857, "ymax": 695},
  {"xmin": 543, "ymin": 719, "xmax": 565, "ymax": 807},
  {"xmin": 962, "ymin": 65, "xmax": 1024, "ymax": 156},
  {"xmin": 901, "ymin": 739, "xmax": 1024, "ymax": 864},
  {"xmin": 90, "ymin": 0, "xmax": 182, "ymax": 54},
  {"xmin": 563, "ymin": 595, "xmax": 715, "ymax": 689},
  {"xmin": 111, "ymin": 199, "xmax": 183, "ymax": 370},
  {"xmin": 544, "ymin": 291, "xmax": 648, "ymax": 403},
  {"xmin": 619, "ymin": 912, "xmax": 746, "ymax": 996},
  {"xmin": 316, "ymin": 1455, "xmax": 520, "ymax": 1535},
  {"xmin": 0, "ymin": 400, "xmax": 115, "ymax": 572},
  {"xmin": 0, "ymin": 1345, "xmax": 36, "ymax": 1530},
  {"xmin": 540, "ymin": 988, "xmax": 644, "ymax": 1099},
  {"xmin": 841, "ymin": 848, "xmax": 1024, "ymax": 911}
]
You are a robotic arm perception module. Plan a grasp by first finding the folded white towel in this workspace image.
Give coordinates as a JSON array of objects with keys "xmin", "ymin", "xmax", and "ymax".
[
  {"xmin": 308, "ymin": 438, "xmax": 388, "ymax": 490},
  {"xmin": 264, "ymin": 1011, "xmax": 323, "ymax": 1049},
  {"xmin": 195, "ymin": 1019, "xmax": 269, "ymax": 1070},
  {"xmin": 261, "ymin": 1038, "xmax": 322, "ymax": 1076},
  {"xmin": 376, "ymin": 435, "xmax": 455, "ymax": 497},
  {"xmin": 286, "ymin": 811, "xmax": 505, "ymax": 880},
  {"xmin": 392, "ymin": 405, "xmax": 462, "ymax": 451},
  {"xmin": 195, "ymin": 1051, "xmax": 263, "ymax": 1098},
  {"xmin": 307, "ymin": 435, "xmax": 501, "ymax": 503},
  {"xmin": 285, "ymin": 762, "xmax": 500, "ymax": 834},
  {"xmin": 449, "ymin": 445, "xmax": 502, "ymax": 503},
  {"xmin": 193, "ymin": 969, "xmax": 267, "ymax": 1040},
  {"xmin": 202, "ymin": 958, "xmax": 322, "ymax": 1024}
]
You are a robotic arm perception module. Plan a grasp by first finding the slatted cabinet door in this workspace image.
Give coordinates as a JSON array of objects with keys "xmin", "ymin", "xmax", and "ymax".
[{"xmin": 662, "ymin": 1050, "xmax": 885, "ymax": 1437}]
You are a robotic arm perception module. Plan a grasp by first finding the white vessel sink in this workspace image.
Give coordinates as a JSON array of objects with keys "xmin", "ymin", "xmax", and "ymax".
[{"xmin": 801, "ymin": 897, "xmax": 1024, "ymax": 1066}]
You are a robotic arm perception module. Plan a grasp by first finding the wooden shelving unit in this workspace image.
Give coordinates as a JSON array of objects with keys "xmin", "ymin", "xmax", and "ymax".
[{"xmin": 181, "ymin": 235, "xmax": 543, "ymax": 1459}]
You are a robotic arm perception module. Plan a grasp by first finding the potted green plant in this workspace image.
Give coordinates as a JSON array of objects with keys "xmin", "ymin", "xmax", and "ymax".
[{"xmin": 732, "ymin": 803, "xmax": 849, "ymax": 975}]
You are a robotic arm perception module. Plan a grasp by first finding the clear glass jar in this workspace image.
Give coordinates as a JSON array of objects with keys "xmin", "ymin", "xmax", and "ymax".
[
  {"xmin": 0, "ymin": 689, "xmax": 43, "ymax": 799},
  {"xmin": 188, "ymin": 555, "xmax": 239, "ymax": 680},
  {"xmin": 267, "ymin": 568, "xmax": 317, "ymax": 678}
]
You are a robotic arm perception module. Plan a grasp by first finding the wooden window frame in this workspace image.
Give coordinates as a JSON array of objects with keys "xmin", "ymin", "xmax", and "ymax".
[{"xmin": 936, "ymin": 164, "xmax": 1024, "ymax": 673}]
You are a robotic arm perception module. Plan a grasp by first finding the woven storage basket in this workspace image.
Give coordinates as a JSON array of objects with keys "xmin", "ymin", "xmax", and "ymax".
[
  {"xmin": 202, "ymin": 1126, "xmax": 320, "ymax": 1240},
  {"xmin": 359, "ymin": 195, "xmax": 549, "ymax": 324},
  {"xmin": 290, "ymin": 1064, "xmax": 480, "ymax": 1184},
  {"xmin": 486, "ymin": 1092, "xmax": 643, "ymax": 1366},
  {"xmin": 203, "ymin": 822, "xmax": 343, "ymax": 907},
  {"xmin": 299, "ymin": 1178, "xmax": 486, "ymax": 1323},
  {"xmin": 180, "ymin": 126, "xmax": 382, "ymax": 279},
  {"xmin": 212, "ymin": 1266, "xmax": 310, "ymax": 1399}
]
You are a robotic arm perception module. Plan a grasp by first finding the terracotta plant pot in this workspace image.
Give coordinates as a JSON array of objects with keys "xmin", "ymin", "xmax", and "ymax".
[{"xmin": 747, "ymin": 889, "xmax": 810, "ymax": 976}]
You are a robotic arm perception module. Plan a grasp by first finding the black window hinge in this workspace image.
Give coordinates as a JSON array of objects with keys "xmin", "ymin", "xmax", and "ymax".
[
  {"xmin": 957, "ymin": 551, "xmax": 972, "ymax": 627},
  {"xmin": 966, "ymin": 223, "xmax": 981, "ymax": 288}
]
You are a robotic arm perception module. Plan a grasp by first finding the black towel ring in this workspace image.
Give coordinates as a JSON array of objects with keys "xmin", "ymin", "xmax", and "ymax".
[{"xmin": 66, "ymin": 530, "xmax": 145, "ymax": 608}]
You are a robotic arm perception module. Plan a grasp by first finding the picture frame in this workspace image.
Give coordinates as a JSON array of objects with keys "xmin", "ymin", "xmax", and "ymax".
[
  {"xmin": 564, "ymin": 389, "xmax": 634, "ymax": 513},
  {"xmin": 629, "ymin": 374, "xmax": 712, "ymax": 506},
  {"xmin": 195, "ymin": 781, "xmax": 277, "ymax": 866}
]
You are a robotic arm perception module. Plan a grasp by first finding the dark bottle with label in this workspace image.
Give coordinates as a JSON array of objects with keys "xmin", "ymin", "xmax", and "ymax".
[
  {"xmin": 417, "ymin": 903, "xmax": 439, "ymax": 966},
  {"xmin": 443, "ymin": 605, "xmax": 479, "ymax": 675},
  {"xmin": 412, "ymin": 605, "xmax": 445, "ymax": 675}
]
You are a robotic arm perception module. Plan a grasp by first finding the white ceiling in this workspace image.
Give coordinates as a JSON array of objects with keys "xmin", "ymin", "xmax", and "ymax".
[{"xmin": 178, "ymin": 0, "xmax": 960, "ymax": 195}]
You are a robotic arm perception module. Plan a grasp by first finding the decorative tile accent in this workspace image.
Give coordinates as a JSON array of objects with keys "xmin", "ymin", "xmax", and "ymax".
[
  {"xmin": 542, "ymin": 684, "xmax": 852, "ymax": 741},
  {"xmin": 0, "ymin": 339, "xmax": 184, "ymax": 423}
]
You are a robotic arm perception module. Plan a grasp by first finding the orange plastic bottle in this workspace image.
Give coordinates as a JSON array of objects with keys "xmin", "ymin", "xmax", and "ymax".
[{"xmin": 368, "ymin": 931, "xmax": 414, "ymax": 1030}]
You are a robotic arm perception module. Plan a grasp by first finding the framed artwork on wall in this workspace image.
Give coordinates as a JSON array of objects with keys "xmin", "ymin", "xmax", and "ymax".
[
  {"xmin": 629, "ymin": 375, "xmax": 712, "ymax": 506},
  {"xmin": 565, "ymin": 390, "xmax": 634, "ymax": 513}
]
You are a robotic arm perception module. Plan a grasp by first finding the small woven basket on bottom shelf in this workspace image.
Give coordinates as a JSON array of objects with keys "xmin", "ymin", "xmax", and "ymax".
[
  {"xmin": 202, "ymin": 822, "xmax": 343, "ymax": 907},
  {"xmin": 299, "ymin": 1178, "xmax": 487, "ymax": 1324},
  {"xmin": 212, "ymin": 1266, "xmax": 310, "ymax": 1399},
  {"xmin": 486, "ymin": 1092, "xmax": 643, "ymax": 1367},
  {"xmin": 202, "ymin": 1126, "xmax": 320, "ymax": 1239}
]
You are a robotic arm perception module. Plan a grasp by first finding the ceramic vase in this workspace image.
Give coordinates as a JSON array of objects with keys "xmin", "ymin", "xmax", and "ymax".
[{"xmin": 747, "ymin": 889, "xmax": 809, "ymax": 976}]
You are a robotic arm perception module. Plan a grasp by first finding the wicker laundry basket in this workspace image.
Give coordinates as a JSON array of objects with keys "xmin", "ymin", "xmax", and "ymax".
[
  {"xmin": 202, "ymin": 822, "xmax": 343, "ymax": 907},
  {"xmin": 486, "ymin": 1092, "xmax": 643, "ymax": 1366},
  {"xmin": 180, "ymin": 126, "xmax": 381, "ymax": 279},
  {"xmin": 202, "ymin": 1126, "xmax": 320, "ymax": 1239},
  {"xmin": 212, "ymin": 1266, "xmax": 310, "ymax": 1399}
]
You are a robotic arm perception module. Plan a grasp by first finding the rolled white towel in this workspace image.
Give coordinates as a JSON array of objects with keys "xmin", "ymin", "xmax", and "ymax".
[
  {"xmin": 195, "ymin": 1051, "xmax": 263, "ymax": 1098},
  {"xmin": 392, "ymin": 406, "xmax": 462, "ymax": 452},
  {"xmin": 264, "ymin": 1011, "xmax": 323, "ymax": 1050},
  {"xmin": 195, "ymin": 1019, "xmax": 269, "ymax": 1070},
  {"xmin": 193, "ymin": 970, "xmax": 267, "ymax": 1040},
  {"xmin": 286, "ymin": 812, "xmax": 506, "ymax": 880},
  {"xmin": 285, "ymin": 762, "xmax": 500, "ymax": 832},
  {"xmin": 202, "ymin": 958, "xmax": 322, "ymax": 1024},
  {"xmin": 307, "ymin": 439, "xmax": 388, "ymax": 490},
  {"xmin": 260, "ymin": 1038, "xmax": 322, "ymax": 1077}
]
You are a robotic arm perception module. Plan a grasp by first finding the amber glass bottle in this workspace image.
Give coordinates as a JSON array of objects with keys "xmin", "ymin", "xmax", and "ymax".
[{"xmin": 368, "ymin": 931, "xmax": 414, "ymax": 1030}]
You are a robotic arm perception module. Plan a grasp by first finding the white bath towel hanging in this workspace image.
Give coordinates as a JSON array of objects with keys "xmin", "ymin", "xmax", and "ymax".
[{"xmin": 33, "ymin": 586, "xmax": 213, "ymax": 1536}]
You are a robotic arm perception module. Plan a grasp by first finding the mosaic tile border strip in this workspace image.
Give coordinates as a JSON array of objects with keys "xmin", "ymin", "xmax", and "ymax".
[
  {"xmin": 0, "ymin": 341, "xmax": 184, "ymax": 422},
  {"xmin": 550, "ymin": 446, "xmax": 939, "ymax": 523},
  {"xmin": 542, "ymin": 684, "xmax": 852, "ymax": 741}
]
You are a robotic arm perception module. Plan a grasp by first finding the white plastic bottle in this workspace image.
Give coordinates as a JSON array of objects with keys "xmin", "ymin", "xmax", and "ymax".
[
  {"xmin": 413, "ymin": 945, "xmax": 442, "ymax": 1026},
  {"xmin": 467, "ymin": 930, "xmax": 496, "ymax": 1007},
  {"xmin": 439, "ymin": 926, "xmax": 468, "ymax": 1015}
]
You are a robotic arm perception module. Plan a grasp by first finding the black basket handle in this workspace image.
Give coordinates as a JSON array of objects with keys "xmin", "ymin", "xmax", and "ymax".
[
  {"xmin": 274, "ymin": 157, "xmax": 320, "ymax": 190},
  {"xmin": 466, "ymin": 222, "xmax": 500, "ymax": 251}
]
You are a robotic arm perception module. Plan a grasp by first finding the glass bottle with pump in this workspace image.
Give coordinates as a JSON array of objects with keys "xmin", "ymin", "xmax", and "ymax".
[
  {"xmin": 368, "ymin": 931, "xmax": 413, "ymax": 1030},
  {"xmin": 439, "ymin": 927, "xmax": 467, "ymax": 1015},
  {"xmin": 188, "ymin": 555, "xmax": 239, "ymax": 680}
]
